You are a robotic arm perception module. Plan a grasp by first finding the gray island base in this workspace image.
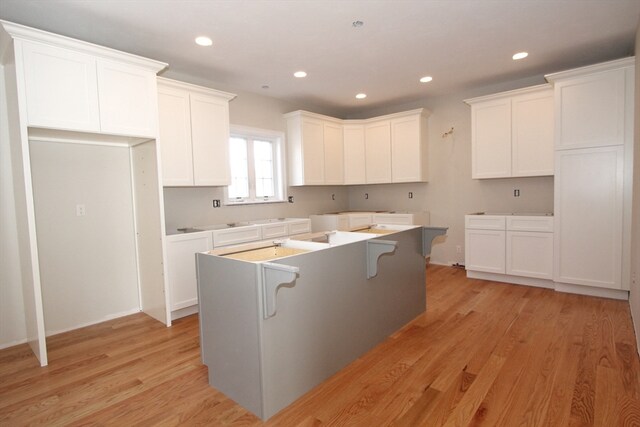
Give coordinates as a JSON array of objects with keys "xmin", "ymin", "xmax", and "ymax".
[{"xmin": 196, "ymin": 225, "xmax": 446, "ymax": 420}]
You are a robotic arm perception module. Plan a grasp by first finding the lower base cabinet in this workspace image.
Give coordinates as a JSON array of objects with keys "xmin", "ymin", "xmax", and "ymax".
[
  {"xmin": 166, "ymin": 231, "xmax": 213, "ymax": 311},
  {"xmin": 506, "ymin": 230, "xmax": 553, "ymax": 280}
]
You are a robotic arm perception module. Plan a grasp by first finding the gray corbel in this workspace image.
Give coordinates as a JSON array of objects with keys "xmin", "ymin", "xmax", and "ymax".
[
  {"xmin": 261, "ymin": 262, "xmax": 300, "ymax": 319},
  {"xmin": 367, "ymin": 239, "xmax": 398, "ymax": 279},
  {"xmin": 422, "ymin": 226, "xmax": 448, "ymax": 257}
]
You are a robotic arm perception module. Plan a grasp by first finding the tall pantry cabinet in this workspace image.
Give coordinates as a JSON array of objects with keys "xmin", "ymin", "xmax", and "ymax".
[
  {"xmin": 0, "ymin": 20, "xmax": 170, "ymax": 366},
  {"xmin": 546, "ymin": 58, "xmax": 635, "ymax": 294}
]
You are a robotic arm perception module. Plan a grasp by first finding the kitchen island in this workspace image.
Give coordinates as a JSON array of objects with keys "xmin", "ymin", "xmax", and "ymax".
[{"xmin": 196, "ymin": 225, "xmax": 446, "ymax": 420}]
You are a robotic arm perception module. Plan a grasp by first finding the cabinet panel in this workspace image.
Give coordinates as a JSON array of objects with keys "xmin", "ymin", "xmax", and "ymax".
[
  {"xmin": 157, "ymin": 87, "xmax": 194, "ymax": 186},
  {"xmin": 97, "ymin": 60, "xmax": 157, "ymax": 138},
  {"xmin": 391, "ymin": 115, "xmax": 426, "ymax": 182},
  {"xmin": 365, "ymin": 120, "xmax": 392, "ymax": 183},
  {"xmin": 465, "ymin": 229, "xmax": 506, "ymax": 274},
  {"xmin": 167, "ymin": 233, "xmax": 213, "ymax": 311},
  {"xmin": 301, "ymin": 118, "xmax": 325, "ymax": 185},
  {"xmin": 554, "ymin": 69, "xmax": 626, "ymax": 150},
  {"xmin": 512, "ymin": 90, "xmax": 554, "ymax": 176},
  {"xmin": 343, "ymin": 125, "xmax": 366, "ymax": 184},
  {"xmin": 20, "ymin": 40, "xmax": 100, "ymax": 132},
  {"xmin": 506, "ymin": 231, "xmax": 553, "ymax": 279},
  {"xmin": 554, "ymin": 146, "xmax": 623, "ymax": 288},
  {"xmin": 190, "ymin": 93, "xmax": 231, "ymax": 186},
  {"xmin": 323, "ymin": 122, "xmax": 344, "ymax": 185},
  {"xmin": 471, "ymin": 98, "xmax": 511, "ymax": 178}
]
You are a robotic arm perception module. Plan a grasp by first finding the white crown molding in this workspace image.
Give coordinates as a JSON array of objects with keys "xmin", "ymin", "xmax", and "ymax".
[
  {"xmin": 545, "ymin": 56, "xmax": 635, "ymax": 82},
  {"xmin": 0, "ymin": 20, "xmax": 167, "ymax": 73},
  {"xmin": 464, "ymin": 83, "xmax": 552, "ymax": 105},
  {"xmin": 157, "ymin": 76, "xmax": 236, "ymax": 101},
  {"xmin": 283, "ymin": 108, "xmax": 430, "ymax": 124}
]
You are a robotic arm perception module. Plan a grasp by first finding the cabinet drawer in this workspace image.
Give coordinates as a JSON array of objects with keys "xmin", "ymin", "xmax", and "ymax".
[
  {"xmin": 348, "ymin": 214, "xmax": 373, "ymax": 230},
  {"xmin": 506, "ymin": 216, "xmax": 554, "ymax": 232},
  {"xmin": 213, "ymin": 226, "xmax": 262, "ymax": 247},
  {"xmin": 261, "ymin": 223, "xmax": 288, "ymax": 239},
  {"xmin": 465, "ymin": 215, "xmax": 506, "ymax": 230},
  {"xmin": 287, "ymin": 220, "xmax": 311, "ymax": 235}
]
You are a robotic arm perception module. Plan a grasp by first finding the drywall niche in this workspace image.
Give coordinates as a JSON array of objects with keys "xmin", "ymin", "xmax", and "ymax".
[{"xmin": 28, "ymin": 137, "xmax": 170, "ymax": 340}]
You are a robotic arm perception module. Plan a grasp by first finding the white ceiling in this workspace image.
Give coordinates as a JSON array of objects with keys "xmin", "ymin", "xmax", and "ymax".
[{"xmin": 1, "ymin": 0, "xmax": 639, "ymax": 116}]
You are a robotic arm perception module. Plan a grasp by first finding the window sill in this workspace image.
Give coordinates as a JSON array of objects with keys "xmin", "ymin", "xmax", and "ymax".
[{"xmin": 224, "ymin": 199, "xmax": 288, "ymax": 207}]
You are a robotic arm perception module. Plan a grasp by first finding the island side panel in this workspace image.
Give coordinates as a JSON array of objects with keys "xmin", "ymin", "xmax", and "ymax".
[{"xmin": 196, "ymin": 252, "xmax": 264, "ymax": 418}]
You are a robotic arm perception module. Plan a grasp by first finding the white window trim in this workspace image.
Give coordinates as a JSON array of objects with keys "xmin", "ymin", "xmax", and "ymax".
[{"xmin": 224, "ymin": 125, "xmax": 288, "ymax": 206}]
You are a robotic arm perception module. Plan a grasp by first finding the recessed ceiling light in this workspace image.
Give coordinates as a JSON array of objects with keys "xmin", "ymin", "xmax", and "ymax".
[
  {"xmin": 294, "ymin": 71, "xmax": 307, "ymax": 78},
  {"xmin": 419, "ymin": 76, "xmax": 433, "ymax": 83},
  {"xmin": 512, "ymin": 52, "xmax": 528, "ymax": 60},
  {"xmin": 195, "ymin": 36, "xmax": 212, "ymax": 46},
  {"xmin": 355, "ymin": 93, "xmax": 367, "ymax": 99}
]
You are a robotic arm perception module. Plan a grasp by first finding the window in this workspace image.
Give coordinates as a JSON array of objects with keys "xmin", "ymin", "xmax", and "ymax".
[{"xmin": 225, "ymin": 126, "xmax": 286, "ymax": 205}]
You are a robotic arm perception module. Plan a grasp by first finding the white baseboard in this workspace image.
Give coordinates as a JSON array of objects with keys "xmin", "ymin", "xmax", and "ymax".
[
  {"xmin": 0, "ymin": 337, "xmax": 28, "ymax": 350},
  {"xmin": 45, "ymin": 308, "xmax": 142, "ymax": 337},
  {"xmin": 171, "ymin": 304, "xmax": 199, "ymax": 320},
  {"xmin": 466, "ymin": 269, "xmax": 629, "ymax": 300}
]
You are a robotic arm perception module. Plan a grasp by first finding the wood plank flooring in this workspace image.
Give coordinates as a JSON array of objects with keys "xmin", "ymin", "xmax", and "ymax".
[{"xmin": 1, "ymin": 265, "xmax": 639, "ymax": 426}]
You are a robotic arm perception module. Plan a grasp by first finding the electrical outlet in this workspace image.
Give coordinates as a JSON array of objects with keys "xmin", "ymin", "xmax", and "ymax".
[
  {"xmin": 212, "ymin": 199, "xmax": 220, "ymax": 208},
  {"xmin": 514, "ymin": 189, "xmax": 520, "ymax": 197},
  {"xmin": 76, "ymin": 204, "xmax": 86, "ymax": 216},
  {"xmin": 408, "ymin": 192, "xmax": 413, "ymax": 199},
  {"xmin": 288, "ymin": 196, "xmax": 294, "ymax": 203},
  {"xmin": 332, "ymin": 193, "xmax": 335, "ymax": 201},
  {"xmin": 365, "ymin": 193, "xmax": 369, "ymax": 200},
  {"xmin": 456, "ymin": 245, "xmax": 462, "ymax": 254}
]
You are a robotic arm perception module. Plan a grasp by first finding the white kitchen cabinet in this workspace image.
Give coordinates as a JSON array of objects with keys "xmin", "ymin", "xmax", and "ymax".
[
  {"xmin": 365, "ymin": 120, "xmax": 392, "ymax": 183},
  {"xmin": 464, "ymin": 215, "xmax": 507, "ymax": 274},
  {"xmin": 465, "ymin": 214, "xmax": 554, "ymax": 280},
  {"xmin": 550, "ymin": 67, "xmax": 628, "ymax": 150},
  {"xmin": 96, "ymin": 59, "xmax": 158, "ymax": 138},
  {"xmin": 553, "ymin": 146, "xmax": 623, "ymax": 289},
  {"xmin": 466, "ymin": 85, "xmax": 554, "ymax": 179},
  {"xmin": 391, "ymin": 113, "xmax": 428, "ymax": 182},
  {"xmin": 166, "ymin": 231, "xmax": 213, "ymax": 311},
  {"xmin": 20, "ymin": 40, "xmax": 101, "ymax": 132},
  {"xmin": 310, "ymin": 212, "xmax": 373, "ymax": 232},
  {"xmin": 343, "ymin": 124, "xmax": 366, "ymax": 184},
  {"xmin": 323, "ymin": 121, "xmax": 344, "ymax": 185},
  {"xmin": 546, "ymin": 58, "xmax": 634, "ymax": 293},
  {"xmin": 285, "ymin": 111, "xmax": 345, "ymax": 186},
  {"xmin": 20, "ymin": 39, "xmax": 161, "ymax": 138},
  {"xmin": 157, "ymin": 78, "xmax": 236, "ymax": 186},
  {"xmin": 372, "ymin": 212, "xmax": 430, "ymax": 226}
]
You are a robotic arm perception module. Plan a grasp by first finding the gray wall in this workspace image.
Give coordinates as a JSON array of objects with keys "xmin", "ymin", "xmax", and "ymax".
[
  {"xmin": 630, "ymin": 21, "xmax": 640, "ymax": 353},
  {"xmin": 347, "ymin": 75, "xmax": 554, "ymax": 265}
]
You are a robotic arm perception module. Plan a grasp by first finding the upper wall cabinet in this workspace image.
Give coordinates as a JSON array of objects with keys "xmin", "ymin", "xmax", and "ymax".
[
  {"xmin": 546, "ymin": 63, "xmax": 631, "ymax": 150},
  {"xmin": 343, "ymin": 124, "xmax": 366, "ymax": 185},
  {"xmin": 285, "ymin": 111, "xmax": 344, "ymax": 186},
  {"xmin": 466, "ymin": 85, "xmax": 554, "ymax": 179},
  {"xmin": 157, "ymin": 78, "xmax": 236, "ymax": 187},
  {"xmin": 285, "ymin": 108, "xmax": 429, "ymax": 186},
  {"xmin": 17, "ymin": 37, "xmax": 165, "ymax": 138}
]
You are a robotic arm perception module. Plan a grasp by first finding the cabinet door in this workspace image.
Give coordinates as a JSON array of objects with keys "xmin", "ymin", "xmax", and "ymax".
[
  {"xmin": 471, "ymin": 98, "xmax": 511, "ymax": 179},
  {"xmin": 190, "ymin": 93, "xmax": 231, "ymax": 186},
  {"xmin": 323, "ymin": 122, "xmax": 344, "ymax": 185},
  {"xmin": 365, "ymin": 120, "xmax": 392, "ymax": 183},
  {"xmin": 301, "ymin": 118, "xmax": 325, "ymax": 185},
  {"xmin": 343, "ymin": 124, "xmax": 366, "ymax": 184},
  {"xmin": 20, "ymin": 40, "xmax": 100, "ymax": 132},
  {"xmin": 506, "ymin": 231, "xmax": 553, "ymax": 279},
  {"xmin": 464, "ymin": 229, "xmax": 506, "ymax": 274},
  {"xmin": 97, "ymin": 60, "xmax": 158, "ymax": 138},
  {"xmin": 166, "ymin": 233, "xmax": 213, "ymax": 311},
  {"xmin": 554, "ymin": 146, "xmax": 623, "ymax": 289},
  {"xmin": 512, "ymin": 89, "xmax": 554, "ymax": 177},
  {"xmin": 391, "ymin": 114, "xmax": 426, "ymax": 182},
  {"xmin": 157, "ymin": 86, "xmax": 194, "ymax": 186},
  {"xmin": 554, "ymin": 69, "xmax": 627, "ymax": 150}
]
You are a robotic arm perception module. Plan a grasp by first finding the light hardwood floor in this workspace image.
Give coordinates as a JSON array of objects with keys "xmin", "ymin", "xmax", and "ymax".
[{"xmin": 1, "ymin": 265, "xmax": 639, "ymax": 426}]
